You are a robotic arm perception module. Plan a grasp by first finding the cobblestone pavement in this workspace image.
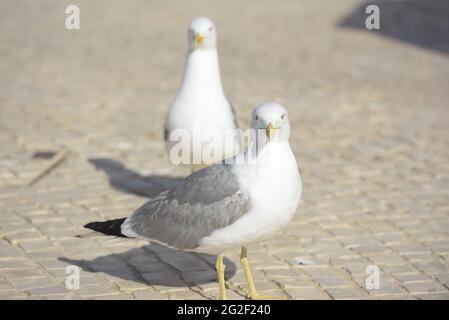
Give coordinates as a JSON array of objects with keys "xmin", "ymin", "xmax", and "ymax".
[{"xmin": 1, "ymin": 0, "xmax": 449, "ymax": 300}]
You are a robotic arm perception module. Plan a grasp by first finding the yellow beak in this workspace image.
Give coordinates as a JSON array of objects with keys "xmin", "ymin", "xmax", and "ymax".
[
  {"xmin": 194, "ymin": 33, "xmax": 204, "ymax": 45},
  {"xmin": 265, "ymin": 122, "xmax": 277, "ymax": 140}
]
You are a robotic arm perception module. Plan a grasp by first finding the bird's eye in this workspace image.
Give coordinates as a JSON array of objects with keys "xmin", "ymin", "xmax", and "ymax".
[
  {"xmin": 281, "ymin": 113, "xmax": 286, "ymax": 120},
  {"xmin": 255, "ymin": 115, "xmax": 259, "ymax": 121}
]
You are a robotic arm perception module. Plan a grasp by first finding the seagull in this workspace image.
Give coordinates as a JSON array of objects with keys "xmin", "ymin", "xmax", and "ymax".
[
  {"xmin": 164, "ymin": 17, "xmax": 242, "ymax": 171},
  {"xmin": 120, "ymin": 103, "xmax": 302, "ymax": 299}
]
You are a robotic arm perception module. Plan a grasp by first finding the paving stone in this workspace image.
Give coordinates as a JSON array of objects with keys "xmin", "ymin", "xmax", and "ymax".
[
  {"xmin": 10, "ymin": 277, "xmax": 59, "ymax": 290},
  {"xmin": 325, "ymin": 287, "xmax": 369, "ymax": 300},
  {"xmin": 284, "ymin": 287, "xmax": 331, "ymax": 300},
  {"xmin": 414, "ymin": 262, "xmax": 449, "ymax": 275},
  {"xmin": 19, "ymin": 240, "xmax": 56, "ymax": 252},
  {"xmin": 0, "ymin": 259, "xmax": 36, "ymax": 270},
  {"xmin": 114, "ymin": 279, "xmax": 150, "ymax": 291},
  {"xmin": 403, "ymin": 281, "xmax": 448, "ymax": 294},
  {"xmin": 72, "ymin": 284, "xmax": 119, "ymax": 297},
  {"xmin": 132, "ymin": 289, "xmax": 169, "ymax": 300},
  {"xmin": 26, "ymin": 285, "xmax": 70, "ymax": 297},
  {"xmin": 93, "ymin": 293, "xmax": 135, "ymax": 300},
  {"xmin": 168, "ymin": 289, "xmax": 205, "ymax": 300},
  {"xmin": 271, "ymin": 275, "xmax": 316, "ymax": 289},
  {"xmin": 0, "ymin": 247, "xmax": 27, "ymax": 260},
  {"xmin": 393, "ymin": 273, "xmax": 433, "ymax": 283},
  {"xmin": 313, "ymin": 276, "xmax": 357, "ymax": 288},
  {"xmin": 414, "ymin": 292, "xmax": 449, "ymax": 300},
  {"xmin": 0, "ymin": 291, "xmax": 29, "ymax": 299},
  {"xmin": 4, "ymin": 231, "xmax": 47, "ymax": 244},
  {"xmin": 368, "ymin": 254, "xmax": 408, "ymax": 266},
  {"xmin": 2, "ymin": 268, "xmax": 46, "ymax": 280}
]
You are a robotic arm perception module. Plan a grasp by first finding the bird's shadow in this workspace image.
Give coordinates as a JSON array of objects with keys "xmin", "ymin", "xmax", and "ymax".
[
  {"xmin": 77, "ymin": 158, "xmax": 237, "ymax": 288},
  {"xmin": 338, "ymin": 0, "xmax": 449, "ymax": 55},
  {"xmin": 59, "ymin": 243, "xmax": 236, "ymax": 287},
  {"xmin": 89, "ymin": 158, "xmax": 183, "ymax": 198}
]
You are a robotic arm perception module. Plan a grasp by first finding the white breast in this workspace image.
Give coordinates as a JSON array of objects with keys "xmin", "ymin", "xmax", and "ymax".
[
  {"xmin": 197, "ymin": 142, "xmax": 302, "ymax": 254},
  {"xmin": 165, "ymin": 48, "xmax": 240, "ymax": 163}
]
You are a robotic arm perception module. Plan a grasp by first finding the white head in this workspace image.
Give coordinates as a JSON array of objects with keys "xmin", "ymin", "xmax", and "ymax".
[
  {"xmin": 188, "ymin": 17, "xmax": 217, "ymax": 51},
  {"xmin": 251, "ymin": 103, "xmax": 291, "ymax": 145}
]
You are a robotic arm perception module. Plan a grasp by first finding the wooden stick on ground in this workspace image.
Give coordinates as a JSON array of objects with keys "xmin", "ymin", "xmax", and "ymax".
[{"xmin": 27, "ymin": 149, "xmax": 70, "ymax": 186}]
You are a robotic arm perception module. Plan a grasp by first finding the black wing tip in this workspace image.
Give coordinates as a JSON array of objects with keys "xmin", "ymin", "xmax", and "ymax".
[{"xmin": 83, "ymin": 218, "xmax": 127, "ymax": 238}]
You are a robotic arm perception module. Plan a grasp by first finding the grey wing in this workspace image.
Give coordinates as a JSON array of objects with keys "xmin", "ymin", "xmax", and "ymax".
[{"xmin": 121, "ymin": 164, "xmax": 251, "ymax": 250}]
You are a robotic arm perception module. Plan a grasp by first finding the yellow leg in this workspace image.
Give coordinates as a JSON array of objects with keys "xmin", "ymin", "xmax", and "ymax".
[
  {"xmin": 215, "ymin": 253, "xmax": 227, "ymax": 300},
  {"xmin": 240, "ymin": 246, "xmax": 287, "ymax": 300}
]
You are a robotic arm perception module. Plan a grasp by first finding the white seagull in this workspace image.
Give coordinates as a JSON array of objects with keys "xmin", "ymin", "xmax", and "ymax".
[
  {"xmin": 164, "ymin": 17, "xmax": 241, "ymax": 171},
  {"xmin": 122, "ymin": 103, "xmax": 302, "ymax": 299}
]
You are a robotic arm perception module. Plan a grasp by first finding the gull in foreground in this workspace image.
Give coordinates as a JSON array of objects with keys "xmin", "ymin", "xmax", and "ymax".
[
  {"xmin": 164, "ymin": 17, "xmax": 241, "ymax": 171},
  {"xmin": 121, "ymin": 103, "xmax": 302, "ymax": 299}
]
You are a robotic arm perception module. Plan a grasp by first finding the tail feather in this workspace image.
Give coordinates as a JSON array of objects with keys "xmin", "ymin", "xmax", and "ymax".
[{"xmin": 80, "ymin": 218, "xmax": 127, "ymax": 238}]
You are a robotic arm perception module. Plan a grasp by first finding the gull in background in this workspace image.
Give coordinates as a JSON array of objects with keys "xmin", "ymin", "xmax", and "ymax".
[{"xmin": 164, "ymin": 17, "xmax": 242, "ymax": 171}]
